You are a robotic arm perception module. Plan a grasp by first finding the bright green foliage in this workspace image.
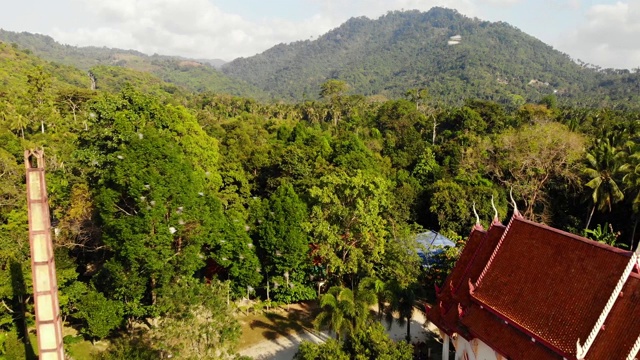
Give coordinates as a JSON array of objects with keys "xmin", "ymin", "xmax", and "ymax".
[
  {"xmin": 314, "ymin": 284, "xmax": 376, "ymax": 340},
  {"xmin": 0, "ymin": 330, "xmax": 27, "ymax": 359},
  {"xmin": 314, "ymin": 286, "xmax": 357, "ymax": 340},
  {"xmin": 584, "ymin": 223, "xmax": 625, "ymax": 248},
  {"xmin": 150, "ymin": 279, "xmax": 242, "ymax": 360},
  {"xmin": 74, "ymin": 287, "xmax": 123, "ymax": 341},
  {"xmin": 268, "ymin": 273, "xmax": 317, "ymax": 304},
  {"xmin": 308, "ymin": 170, "xmax": 390, "ymax": 279},
  {"xmin": 296, "ymin": 323, "xmax": 412, "ymax": 360},
  {"xmin": 2, "ymin": 30, "xmax": 640, "ymax": 357},
  {"xmin": 295, "ymin": 339, "xmax": 349, "ymax": 360},
  {"xmin": 584, "ymin": 137, "xmax": 625, "ymax": 215},
  {"xmin": 344, "ymin": 323, "xmax": 413, "ymax": 360}
]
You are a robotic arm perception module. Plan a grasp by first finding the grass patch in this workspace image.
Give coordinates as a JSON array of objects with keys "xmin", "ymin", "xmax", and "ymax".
[
  {"xmin": 237, "ymin": 301, "xmax": 318, "ymax": 350},
  {"xmin": 66, "ymin": 340, "xmax": 99, "ymax": 359}
]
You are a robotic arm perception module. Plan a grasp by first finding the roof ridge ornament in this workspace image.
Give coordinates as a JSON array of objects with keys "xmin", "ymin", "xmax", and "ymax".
[
  {"xmin": 473, "ymin": 202, "xmax": 484, "ymax": 230},
  {"xmin": 510, "ymin": 187, "xmax": 522, "ymax": 218},
  {"xmin": 491, "ymin": 195, "xmax": 501, "ymax": 225}
]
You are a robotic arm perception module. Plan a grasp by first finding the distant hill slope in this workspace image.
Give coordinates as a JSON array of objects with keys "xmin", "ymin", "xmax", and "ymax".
[
  {"xmin": 222, "ymin": 8, "xmax": 639, "ymax": 105},
  {"xmin": 0, "ymin": 29, "xmax": 265, "ymax": 99}
]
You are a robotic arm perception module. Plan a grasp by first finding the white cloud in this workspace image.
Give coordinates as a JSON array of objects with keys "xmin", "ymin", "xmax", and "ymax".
[
  {"xmin": 557, "ymin": 0, "xmax": 640, "ymax": 69},
  {"xmin": 51, "ymin": 0, "xmax": 480, "ymax": 61},
  {"xmin": 478, "ymin": 0, "xmax": 521, "ymax": 6},
  {"xmin": 53, "ymin": 0, "xmax": 336, "ymax": 60}
]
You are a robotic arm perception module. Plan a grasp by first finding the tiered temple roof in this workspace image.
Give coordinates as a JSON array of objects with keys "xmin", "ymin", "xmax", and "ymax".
[{"xmin": 427, "ymin": 211, "xmax": 640, "ymax": 360}]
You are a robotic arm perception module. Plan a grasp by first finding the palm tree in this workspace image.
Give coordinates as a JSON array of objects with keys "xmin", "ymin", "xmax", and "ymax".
[
  {"xmin": 384, "ymin": 281, "xmax": 420, "ymax": 343},
  {"xmin": 314, "ymin": 286, "xmax": 356, "ymax": 340},
  {"xmin": 358, "ymin": 277, "xmax": 387, "ymax": 319},
  {"xmin": 620, "ymin": 140, "xmax": 640, "ymax": 247},
  {"xmin": 583, "ymin": 137, "xmax": 625, "ymax": 230},
  {"xmin": 314, "ymin": 284, "xmax": 377, "ymax": 340}
]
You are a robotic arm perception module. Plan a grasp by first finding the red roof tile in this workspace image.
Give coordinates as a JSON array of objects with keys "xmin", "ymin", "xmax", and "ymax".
[
  {"xmin": 455, "ymin": 224, "xmax": 506, "ymax": 306},
  {"xmin": 472, "ymin": 217, "xmax": 633, "ymax": 357},
  {"xmin": 448, "ymin": 228, "xmax": 487, "ymax": 293},
  {"xmin": 460, "ymin": 304, "xmax": 562, "ymax": 360},
  {"xmin": 587, "ymin": 273, "xmax": 640, "ymax": 360},
  {"xmin": 428, "ymin": 228, "xmax": 486, "ymax": 332}
]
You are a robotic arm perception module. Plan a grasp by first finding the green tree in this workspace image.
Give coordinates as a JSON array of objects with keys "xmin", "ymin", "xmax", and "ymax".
[
  {"xmin": 583, "ymin": 137, "xmax": 625, "ymax": 229},
  {"xmin": 74, "ymin": 287, "xmax": 123, "ymax": 343},
  {"xmin": 75, "ymin": 88, "xmax": 223, "ymax": 319},
  {"xmin": 319, "ymin": 80, "xmax": 349, "ymax": 127},
  {"xmin": 307, "ymin": 170, "xmax": 390, "ymax": 280},
  {"xmin": 344, "ymin": 323, "xmax": 413, "ymax": 360},
  {"xmin": 255, "ymin": 183, "xmax": 309, "ymax": 277},
  {"xmin": 314, "ymin": 284, "xmax": 376, "ymax": 340},
  {"xmin": 384, "ymin": 281, "xmax": 420, "ymax": 342},
  {"xmin": 295, "ymin": 339, "xmax": 349, "ymax": 360},
  {"xmin": 486, "ymin": 122, "xmax": 585, "ymax": 220},
  {"xmin": 150, "ymin": 279, "xmax": 242, "ymax": 360}
]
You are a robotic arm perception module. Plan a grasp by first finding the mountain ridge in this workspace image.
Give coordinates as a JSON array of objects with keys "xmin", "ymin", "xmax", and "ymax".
[
  {"xmin": 1, "ymin": 8, "xmax": 639, "ymax": 106},
  {"xmin": 0, "ymin": 28, "xmax": 265, "ymax": 99},
  {"xmin": 221, "ymin": 8, "xmax": 639, "ymax": 105}
]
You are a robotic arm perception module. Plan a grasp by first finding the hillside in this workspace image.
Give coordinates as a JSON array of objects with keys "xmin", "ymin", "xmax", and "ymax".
[
  {"xmin": 222, "ymin": 8, "xmax": 640, "ymax": 106},
  {"xmin": 0, "ymin": 29, "xmax": 266, "ymax": 99}
]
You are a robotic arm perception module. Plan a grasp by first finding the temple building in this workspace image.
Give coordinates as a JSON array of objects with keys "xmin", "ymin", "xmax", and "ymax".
[{"xmin": 427, "ymin": 201, "xmax": 640, "ymax": 360}]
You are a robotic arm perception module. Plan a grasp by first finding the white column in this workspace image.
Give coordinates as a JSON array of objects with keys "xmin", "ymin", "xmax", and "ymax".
[{"xmin": 443, "ymin": 334, "xmax": 450, "ymax": 360}]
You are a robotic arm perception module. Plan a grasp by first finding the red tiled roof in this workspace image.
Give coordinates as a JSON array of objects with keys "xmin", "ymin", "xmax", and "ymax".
[
  {"xmin": 429, "ymin": 228, "xmax": 487, "ymax": 332},
  {"xmin": 472, "ymin": 217, "xmax": 633, "ymax": 357},
  {"xmin": 587, "ymin": 273, "xmax": 640, "ymax": 359},
  {"xmin": 460, "ymin": 304, "xmax": 562, "ymax": 360},
  {"xmin": 427, "ymin": 301, "xmax": 454, "ymax": 336},
  {"xmin": 455, "ymin": 224, "xmax": 506, "ymax": 306}
]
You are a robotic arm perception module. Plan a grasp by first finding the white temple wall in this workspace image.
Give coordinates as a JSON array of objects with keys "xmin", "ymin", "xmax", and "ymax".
[{"xmin": 453, "ymin": 336, "xmax": 503, "ymax": 360}]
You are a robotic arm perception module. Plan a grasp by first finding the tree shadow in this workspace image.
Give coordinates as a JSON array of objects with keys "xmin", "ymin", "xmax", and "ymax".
[
  {"xmin": 10, "ymin": 261, "xmax": 37, "ymax": 360},
  {"xmin": 249, "ymin": 305, "xmax": 318, "ymax": 343}
]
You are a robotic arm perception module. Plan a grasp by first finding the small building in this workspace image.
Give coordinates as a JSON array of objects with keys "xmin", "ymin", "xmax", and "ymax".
[
  {"xmin": 416, "ymin": 230, "xmax": 455, "ymax": 267},
  {"xmin": 427, "ymin": 207, "xmax": 640, "ymax": 360}
]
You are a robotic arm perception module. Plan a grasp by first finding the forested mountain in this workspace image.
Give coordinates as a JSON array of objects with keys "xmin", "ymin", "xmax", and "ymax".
[
  {"xmin": 223, "ymin": 8, "xmax": 640, "ymax": 106},
  {"xmin": 0, "ymin": 29, "xmax": 266, "ymax": 99},
  {"xmin": 3, "ymin": 8, "xmax": 640, "ymax": 107}
]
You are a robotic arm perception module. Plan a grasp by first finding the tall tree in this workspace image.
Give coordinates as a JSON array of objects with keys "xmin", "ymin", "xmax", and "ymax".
[
  {"xmin": 255, "ymin": 183, "xmax": 310, "ymax": 291},
  {"xmin": 583, "ymin": 137, "xmax": 625, "ymax": 229},
  {"xmin": 319, "ymin": 80, "xmax": 348, "ymax": 127},
  {"xmin": 307, "ymin": 170, "xmax": 390, "ymax": 281},
  {"xmin": 485, "ymin": 121, "xmax": 585, "ymax": 221}
]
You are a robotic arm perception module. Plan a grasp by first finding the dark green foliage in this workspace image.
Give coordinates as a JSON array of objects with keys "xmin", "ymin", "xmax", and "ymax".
[
  {"xmin": 344, "ymin": 323, "xmax": 413, "ymax": 360},
  {"xmin": 223, "ymin": 8, "xmax": 640, "ymax": 107},
  {"xmin": 0, "ymin": 30, "xmax": 266, "ymax": 99},
  {"xmin": 295, "ymin": 339, "xmax": 349, "ymax": 360},
  {"xmin": 295, "ymin": 323, "xmax": 412, "ymax": 360},
  {"xmin": 74, "ymin": 288, "xmax": 123, "ymax": 341},
  {"xmin": 255, "ymin": 183, "xmax": 309, "ymax": 277},
  {"xmin": 1, "ymin": 28, "xmax": 640, "ymax": 359},
  {"xmin": 94, "ymin": 336, "xmax": 158, "ymax": 360}
]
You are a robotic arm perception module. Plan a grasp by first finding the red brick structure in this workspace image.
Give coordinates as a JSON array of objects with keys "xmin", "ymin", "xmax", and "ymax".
[
  {"xmin": 25, "ymin": 150, "xmax": 64, "ymax": 360},
  {"xmin": 427, "ymin": 208, "xmax": 640, "ymax": 360}
]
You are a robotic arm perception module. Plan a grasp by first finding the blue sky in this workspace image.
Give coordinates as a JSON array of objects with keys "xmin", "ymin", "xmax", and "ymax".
[{"xmin": 1, "ymin": 0, "xmax": 638, "ymax": 69}]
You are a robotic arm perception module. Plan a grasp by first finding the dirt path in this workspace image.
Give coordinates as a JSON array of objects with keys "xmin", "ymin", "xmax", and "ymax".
[{"xmin": 239, "ymin": 309, "xmax": 437, "ymax": 360}]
